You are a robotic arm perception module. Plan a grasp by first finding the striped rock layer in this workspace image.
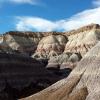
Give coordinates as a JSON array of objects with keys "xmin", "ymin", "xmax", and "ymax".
[{"xmin": 0, "ymin": 24, "xmax": 100, "ymax": 58}]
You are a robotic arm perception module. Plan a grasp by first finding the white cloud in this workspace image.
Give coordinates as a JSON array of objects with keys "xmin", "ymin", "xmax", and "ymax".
[
  {"xmin": 9, "ymin": 0, "xmax": 38, "ymax": 5},
  {"xmin": 0, "ymin": 0, "xmax": 40, "ymax": 5},
  {"xmin": 93, "ymin": 0, "xmax": 100, "ymax": 7},
  {"xmin": 9, "ymin": 0, "xmax": 36, "ymax": 4},
  {"xmin": 60, "ymin": 7, "xmax": 100, "ymax": 31},
  {"xmin": 16, "ymin": 17, "xmax": 58, "ymax": 31},
  {"xmin": 16, "ymin": 7, "xmax": 100, "ymax": 32}
]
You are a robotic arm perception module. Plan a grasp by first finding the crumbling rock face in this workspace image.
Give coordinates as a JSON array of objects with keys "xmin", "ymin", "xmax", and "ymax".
[
  {"xmin": 33, "ymin": 35, "xmax": 68, "ymax": 58},
  {"xmin": 64, "ymin": 29, "xmax": 100, "ymax": 56},
  {"xmin": 46, "ymin": 53, "xmax": 82, "ymax": 70},
  {"xmin": 60, "ymin": 53, "xmax": 82, "ymax": 70},
  {"xmin": 21, "ymin": 42, "xmax": 100, "ymax": 100}
]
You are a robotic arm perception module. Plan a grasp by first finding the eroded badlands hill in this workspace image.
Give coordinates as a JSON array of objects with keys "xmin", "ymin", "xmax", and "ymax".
[
  {"xmin": 0, "ymin": 24, "xmax": 100, "ymax": 58},
  {"xmin": 0, "ymin": 24, "xmax": 100, "ymax": 100},
  {"xmin": 0, "ymin": 31, "xmax": 64, "ymax": 56},
  {"xmin": 34, "ymin": 24, "xmax": 100, "ymax": 58}
]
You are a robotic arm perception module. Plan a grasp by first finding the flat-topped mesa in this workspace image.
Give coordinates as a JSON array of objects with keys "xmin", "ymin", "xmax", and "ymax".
[
  {"xmin": 64, "ymin": 23, "xmax": 100, "ymax": 36},
  {"xmin": 4, "ymin": 31, "xmax": 65, "ymax": 37},
  {"xmin": 4, "ymin": 31, "xmax": 44, "ymax": 40}
]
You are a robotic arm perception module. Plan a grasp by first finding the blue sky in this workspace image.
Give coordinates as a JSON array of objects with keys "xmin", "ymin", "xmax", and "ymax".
[{"xmin": 0, "ymin": 0, "xmax": 100, "ymax": 33}]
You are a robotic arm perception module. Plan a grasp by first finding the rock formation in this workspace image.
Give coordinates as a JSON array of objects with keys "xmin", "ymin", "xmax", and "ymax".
[
  {"xmin": 0, "ymin": 31, "xmax": 43, "ymax": 55},
  {"xmin": 0, "ymin": 24, "xmax": 100, "ymax": 58},
  {"xmin": 20, "ymin": 41, "xmax": 100, "ymax": 100},
  {"xmin": 31, "ymin": 24, "xmax": 100, "ymax": 59},
  {"xmin": 33, "ymin": 34, "xmax": 68, "ymax": 59},
  {"xmin": 0, "ymin": 23, "xmax": 100, "ymax": 100},
  {"xmin": 64, "ymin": 24, "xmax": 100, "ymax": 56},
  {"xmin": 0, "ymin": 31, "xmax": 65, "ymax": 56},
  {"xmin": 46, "ymin": 52, "xmax": 82, "ymax": 71},
  {"xmin": 45, "ymin": 24, "xmax": 100, "ymax": 72}
]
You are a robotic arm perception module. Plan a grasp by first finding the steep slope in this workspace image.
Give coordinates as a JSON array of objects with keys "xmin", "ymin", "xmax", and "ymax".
[
  {"xmin": 64, "ymin": 24, "xmax": 100, "ymax": 56},
  {"xmin": 20, "ymin": 42, "xmax": 100, "ymax": 100}
]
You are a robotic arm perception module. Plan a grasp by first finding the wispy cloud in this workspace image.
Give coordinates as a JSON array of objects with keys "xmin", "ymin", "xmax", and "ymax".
[
  {"xmin": 0, "ymin": 0, "xmax": 40, "ymax": 5},
  {"xmin": 15, "ymin": 7, "xmax": 100, "ymax": 32},
  {"xmin": 16, "ymin": 17, "xmax": 57, "ymax": 31},
  {"xmin": 60, "ymin": 7, "xmax": 100, "ymax": 31},
  {"xmin": 9, "ymin": 0, "xmax": 37, "ymax": 4},
  {"xmin": 93, "ymin": 0, "xmax": 100, "ymax": 7}
]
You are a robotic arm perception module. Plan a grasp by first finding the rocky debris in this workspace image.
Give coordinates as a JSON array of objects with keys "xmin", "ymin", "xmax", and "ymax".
[
  {"xmin": 0, "ymin": 52, "xmax": 63, "ymax": 99},
  {"xmin": 46, "ymin": 53, "xmax": 82, "ymax": 70},
  {"xmin": 20, "ymin": 42, "xmax": 100, "ymax": 100},
  {"xmin": 60, "ymin": 53, "xmax": 82, "ymax": 70},
  {"xmin": 45, "ymin": 53, "xmax": 81, "ymax": 80},
  {"xmin": 33, "ymin": 34, "xmax": 68, "ymax": 59}
]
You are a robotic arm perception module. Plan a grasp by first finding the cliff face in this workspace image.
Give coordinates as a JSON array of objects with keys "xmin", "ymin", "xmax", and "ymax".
[
  {"xmin": 0, "ymin": 31, "xmax": 65, "ymax": 56},
  {"xmin": 0, "ymin": 31, "xmax": 43, "ymax": 55},
  {"xmin": 64, "ymin": 29, "xmax": 100, "ymax": 56}
]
